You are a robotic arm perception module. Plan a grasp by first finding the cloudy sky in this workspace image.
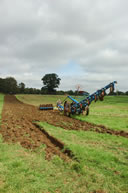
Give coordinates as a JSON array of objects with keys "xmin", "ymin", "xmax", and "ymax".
[{"xmin": 0, "ymin": 0, "xmax": 128, "ymax": 92}]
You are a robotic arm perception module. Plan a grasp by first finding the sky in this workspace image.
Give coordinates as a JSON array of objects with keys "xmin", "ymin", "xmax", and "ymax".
[{"xmin": 0, "ymin": 0, "xmax": 128, "ymax": 93}]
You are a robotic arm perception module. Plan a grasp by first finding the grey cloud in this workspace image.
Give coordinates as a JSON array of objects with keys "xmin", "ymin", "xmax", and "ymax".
[{"xmin": 0, "ymin": 0, "xmax": 128, "ymax": 91}]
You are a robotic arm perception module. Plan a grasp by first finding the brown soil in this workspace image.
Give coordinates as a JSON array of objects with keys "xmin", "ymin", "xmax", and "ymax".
[
  {"xmin": 0, "ymin": 95, "xmax": 128, "ymax": 159},
  {"xmin": 0, "ymin": 95, "xmax": 71, "ymax": 160}
]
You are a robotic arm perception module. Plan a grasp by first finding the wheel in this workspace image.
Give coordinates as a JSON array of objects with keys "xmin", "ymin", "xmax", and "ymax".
[
  {"xmin": 99, "ymin": 95, "xmax": 104, "ymax": 101},
  {"xmin": 85, "ymin": 106, "xmax": 89, "ymax": 115},
  {"xmin": 64, "ymin": 101, "xmax": 71, "ymax": 117}
]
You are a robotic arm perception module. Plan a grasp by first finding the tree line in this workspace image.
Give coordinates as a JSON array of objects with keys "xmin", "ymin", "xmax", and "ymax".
[
  {"xmin": 0, "ymin": 74, "xmax": 128, "ymax": 95},
  {"xmin": 0, "ymin": 77, "xmax": 40, "ymax": 94},
  {"xmin": 0, "ymin": 74, "xmax": 72, "ymax": 95}
]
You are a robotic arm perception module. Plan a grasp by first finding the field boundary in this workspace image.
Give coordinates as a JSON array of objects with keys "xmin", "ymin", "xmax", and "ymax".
[{"xmin": 34, "ymin": 122, "xmax": 78, "ymax": 161}]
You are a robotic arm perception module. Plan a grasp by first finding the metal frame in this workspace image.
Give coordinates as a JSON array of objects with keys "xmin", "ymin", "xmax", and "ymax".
[{"xmin": 57, "ymin": 81, "xmax": 117, "ymax": 116}]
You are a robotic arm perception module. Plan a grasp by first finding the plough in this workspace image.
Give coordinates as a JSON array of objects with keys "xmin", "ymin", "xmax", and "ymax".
[
  {"xmin": 57, "ymin": 81, "xmax": 117, "ymax": 116},
  {"xmin": 39, "ymin": 104, "xmax": 53, "ymax": 110}
]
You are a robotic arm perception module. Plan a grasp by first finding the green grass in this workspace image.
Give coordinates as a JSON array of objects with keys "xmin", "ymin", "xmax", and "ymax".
[
  {"xmin": 16, "ymin": 94, "xmax": 128, "ymax": 132},
  {"xmin": 1, "ymin": 93, "xmax": 128, "ymax": 192},
  {"xmin": 0, "ymin": 93, "xmax": 100, "ymax": 193},
  {"xmin": 16, "ymin": 94, "xmax": 68, "ymax": 107},
  {"xmin": 0, "ymin": 94, "xmax": 4, "ymax": 124},
  {"xmin": 0, "ymin": 94, "xmax": 4, "ymax": 115},
  {"xmin": 39, "ymin": 121, "xmax": 128, "ymax": 193},
  {"xmin": 0, "ymin": 137, "xmax": 94, "ymax": 193},
  {"xmin": 73, "ymin": 96, "xmax": 128, "ymax": 132}
]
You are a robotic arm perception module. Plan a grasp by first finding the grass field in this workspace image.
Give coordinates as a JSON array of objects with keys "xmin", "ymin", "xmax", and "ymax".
[
  {"xmin": 0, "ymin": 94, "xmax": 4, "ymax": 124},
  {"xmin": 0, "ymin": 94, "xmax": 99, "ymax": 193},
  {"xmin": 17, "ymin": 94, "xmax": 128, "ymax": 132},
  {"xmin": 74, "ymin": 96, "xmax": 128, "ymax": 132},
  {"xmin": 0, "ymin": 94, "xmax": 90, "ymax": 193},
  {"xmin": 16, "ymin": 94, "xmax": 67, "ymax": 106},
  {"xmin": 39, "ymin": 121, "xmax": 128, "ymax": 193},
  {"xmin": 1, "ymin": 94, "xmax": 128, "ymax": 192}
]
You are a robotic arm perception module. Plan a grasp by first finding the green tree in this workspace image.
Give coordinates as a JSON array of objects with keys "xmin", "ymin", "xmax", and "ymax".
[
  {"xmin": 2, "ymin": 77, "xmax": 18, "ymax": 94},
  {"xmin": 19, "ymin": 82, "xmax": 25, "ymax": 94},
  {"xmin": 41, "ymin": 73, "xmax": 61, "ymax": 94},
  {"xmin": 0, "ymin": 78, "xmax": 5, "ymax": 93}
]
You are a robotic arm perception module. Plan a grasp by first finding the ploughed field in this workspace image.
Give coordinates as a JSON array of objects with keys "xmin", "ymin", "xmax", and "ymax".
[
  {"xmin": 0, "ymin": 94, "xmax": 128, "ymax": 193},
  {"xmin": 1, "ymin": 95, "xmax": 128, "ymax": 158}
]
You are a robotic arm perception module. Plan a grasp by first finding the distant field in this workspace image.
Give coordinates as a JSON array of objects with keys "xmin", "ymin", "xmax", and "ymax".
[
  {"xmin": 16, "ymin": 94, "xmax": 67, "ymax": 106},
  {"xmin": 17, "ymin": 94, "xmax": 128, "ymax": 132},
  {"xmin": 0, "ymin": 94, "xmax": 4, "ymax": 121},
  {"xmin": 74, "ymin": 96, "xmax": 128, "ymax": 132}
]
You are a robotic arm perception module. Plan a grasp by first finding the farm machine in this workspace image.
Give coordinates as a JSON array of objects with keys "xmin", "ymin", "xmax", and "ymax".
[
  {"xmin": 39, "ymin": 104, "xmax": 53, "ymax": 110},
  {"xmin": 56, "ymin": 81, "xmax": 117, "ymax": 116}
]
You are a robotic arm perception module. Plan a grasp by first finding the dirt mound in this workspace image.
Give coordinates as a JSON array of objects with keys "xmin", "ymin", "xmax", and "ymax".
[{"xmin": 0, "ymin": 95, "xmax": 128, "ymax": 159}]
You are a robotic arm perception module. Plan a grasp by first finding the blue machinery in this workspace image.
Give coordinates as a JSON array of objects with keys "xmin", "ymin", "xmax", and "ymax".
[
  {"xmin": 39, "ymin": 104, "xmax": 53, "ymax": 110},
  {"xmin": 57, "ymin": 81, "xmax": 117, "ymax": 116}
]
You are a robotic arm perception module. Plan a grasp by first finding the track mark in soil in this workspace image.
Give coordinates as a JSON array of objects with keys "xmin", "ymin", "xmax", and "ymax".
[
  {"xmin": 0, "ymin": 95, "xmax": 128, "ymax": 160},
  {"xmin": 39, "ymin": 111, "xmax": 128, "ymax": 138},
  {"xmin": 0, "ymin": 95, "xmax": 73, "ymax": 161},
  {"xmin": 34, "ymin": 123, "xmax": 77, "ymax": 161}
]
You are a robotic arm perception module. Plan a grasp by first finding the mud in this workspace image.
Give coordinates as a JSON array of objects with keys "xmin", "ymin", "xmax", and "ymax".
[{"xmin": 0, "ymin": 95, "xmax": 128, "ymax": 159}]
